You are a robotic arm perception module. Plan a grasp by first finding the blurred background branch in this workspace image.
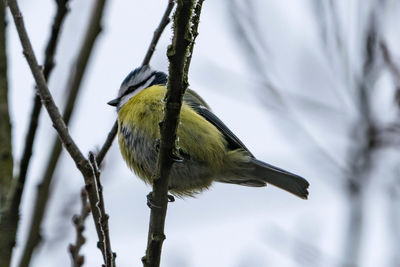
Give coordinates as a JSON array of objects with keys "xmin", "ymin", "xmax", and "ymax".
[
  {"xmin": 0, "ymin": 1, "xmax": 70, "ymax": 266},
  {"xmin": 0, "ymin": 0, "xmax": 12, "ymax": 208},
  {"xmin": 68, "ymin": 188, "xmax": 90, "ymax": 267},
  {"xmin": 0, "ymin": 0, "xmax": 14, "ymax": 266},
  {"xmin": 229, "ymin": 0, "xmax": 400, "ymax": 267}
]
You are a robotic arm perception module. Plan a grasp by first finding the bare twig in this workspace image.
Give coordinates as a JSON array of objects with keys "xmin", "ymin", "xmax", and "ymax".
[
  {"xmin": 142, "ymin": 0, "xmax": 175, "ymax": 67},
  {"xmin": 69, "ymin": 189, "xmax": 91, "ymax": 267},
  {"xmin": 88, "ymin": 152, "xmax": 115, "ymax": 267},
  {"xmin": 183, "ymin": 0, "xmax": 204, "ymax": 76},
  {"xmin": 96, "ymin": 120, "xmax": 118, "ymax": 165},
  {"xmin": 0, "ymin": 1, "xmax": 14, "ymax": 266},
  {"xmin": 142, "ymin": 1, "xmax": 198, "ymax": 266},
  {"xmin": 96, "ymin": 0, "xmax": 175, "ymax": 167},
  {"xmin": 18, "ymin": 0, "xmax": 108, "ymax": 266},
  {"xmin": 7, "ymin": 0, "xmax": 115, "ymax": 266}
]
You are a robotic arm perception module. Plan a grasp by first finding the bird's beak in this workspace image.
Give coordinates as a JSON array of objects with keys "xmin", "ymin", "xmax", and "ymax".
[{"xmin": 107, "ymin": 98, "xmax": 120, "ymax": 107}]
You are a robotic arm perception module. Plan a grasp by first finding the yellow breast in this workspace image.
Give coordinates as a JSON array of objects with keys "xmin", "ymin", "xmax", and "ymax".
[{"xmin": 117, "ymin": 85, "xmax": 227, "ymax": 171}]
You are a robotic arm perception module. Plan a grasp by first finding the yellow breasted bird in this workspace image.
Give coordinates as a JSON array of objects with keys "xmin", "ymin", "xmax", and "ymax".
[{"xmin": 108, "ymin": 66, "xmax": 309, "ymax": 198}]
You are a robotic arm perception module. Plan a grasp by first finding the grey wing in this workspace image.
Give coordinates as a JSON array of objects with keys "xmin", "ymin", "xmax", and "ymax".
[{"xmin": 184, "ymin": 89, "xmax": 254, "ymax": 157}]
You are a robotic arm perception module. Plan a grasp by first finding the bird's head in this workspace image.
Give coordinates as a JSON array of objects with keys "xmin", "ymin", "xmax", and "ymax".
[{"xmin": 108, "ymin": 65, "xmax": 167, "ymax": 110}]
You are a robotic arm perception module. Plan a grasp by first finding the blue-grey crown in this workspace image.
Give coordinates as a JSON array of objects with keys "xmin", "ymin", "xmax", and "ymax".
[{"xmin": 118, "ymin": 66, "xmax": 167, "ymax": 98}]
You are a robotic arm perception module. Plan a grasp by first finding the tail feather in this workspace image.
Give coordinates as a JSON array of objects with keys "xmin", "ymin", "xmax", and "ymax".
[{"xmin": 249, "ymin": 158, "xmax": 309, "ymax": 199}]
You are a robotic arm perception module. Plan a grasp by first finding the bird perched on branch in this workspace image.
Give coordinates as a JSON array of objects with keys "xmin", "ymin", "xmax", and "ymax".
[{"xmin": 108, "ymin": 66, "xmax": 309, "ymax": 199}]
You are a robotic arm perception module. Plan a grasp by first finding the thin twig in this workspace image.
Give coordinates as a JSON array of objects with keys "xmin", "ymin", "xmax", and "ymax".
[
  {"xmin": 18, "ymin": 0, "xmax": 108, "ymax": 265},
  {"xmin": 142, "ymin": 0, "xmax": 175, "ymax": 67},
  {"xmin": 183, "ymin": 0, "xmax": 204, "ymax": 76},
  {"xmin": 7, "ymin": 1, "xmax": 115, "ymax": 266},
  {"xmin": 96, "ymin": 120, "xmax": 118, "ymax": 165},
  {"xmin": 88, "ymin": 152, "xmax": 115, "ymax": 267},
  {"xmin": 69, "ymin": 188, "xmax": 91, "ymax": 267},
  {"xmin": 0, "ymin": 0, "xmax": 14, "ymax": 266},
  {"xmin": 96, "ymin": 0, "xmax": 175, "ymax": 167},
  {"xmin": 142, "ymin": 1, "xmax": 198, "ymax": 266}
]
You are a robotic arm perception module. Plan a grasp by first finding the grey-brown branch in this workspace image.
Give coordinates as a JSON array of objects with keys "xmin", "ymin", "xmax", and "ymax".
[{"xmin": 141, "ymin": 1, "xmax": 199, "ymax": 267}]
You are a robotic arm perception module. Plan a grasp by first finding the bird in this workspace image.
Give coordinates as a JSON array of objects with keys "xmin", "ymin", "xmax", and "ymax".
[{"xmin": 108, "ymin": 66, "xmax": 309, "ymax": 199}]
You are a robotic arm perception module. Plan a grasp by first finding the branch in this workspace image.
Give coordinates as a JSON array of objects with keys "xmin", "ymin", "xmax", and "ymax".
[
  {"xmin": 88, "ymin": 152, "xmax": 115, "ymax": 267},
  {"xmin": 0, "ymin": 0, "xmax": 12, "ymax": 207},
  {"xmin": 142, "ymin": 0, "xmax": 175, "ymax": 67},
  {"xmin": 7, "ymin": 0, "xmax": 115, "ymax": 266},
  {"xmin": 95, "ymin": 120, "xmax": 118, "ymax": 165},
  {"xmin": 183, "ymin": 0, "xmax": 204, "ymax": 75},
  {"xmin": 96, "ymin": 0, "xmax": 175, "ymax": 167},
  {"xmin": 18, "ymin": 0, "xmax": 108, "ymax": 265},
  {"xmin": 142, "ymin": 1, "xmax": 199, "ymax": 266},
  {"xmin": 0, "ymin": 0, "xmax": 14, "ymax": 266},
  {"xmin": 69, "ymin": 188, "xmax": 91, "ymax": 267}
]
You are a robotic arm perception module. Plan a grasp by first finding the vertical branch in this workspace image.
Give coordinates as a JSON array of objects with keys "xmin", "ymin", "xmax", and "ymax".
[
  {"xmin": 142, "ymin": 0, "xmax": 175, "ymax": 67},
  {"xmin": 183, "ymin": 0, "xmax": 204, "ymax": 76},
  {"xmin": 0, "ymin": 1, "xmax": 14, "ymax": 266},
  {"xmin": 68, "ymin": 188, "xmax": 91, "ymax": 267},
  {"xmin": 18, "ymin": 0, "xmax": 108, "ymax": 265},
  {"xmin": 0, "ymin": 0, "xmax": 12, "ymax": 207},
  {"xmin": 88, "ymin": 152, "xmax": 115, "ymax": 267},
  {"xmin": 341, "ymin": 10, "xmax": 380, "ymax": 267},
  {"xmin": 142, "ymin": 1, "xmax": 198, "ymax": 266}
]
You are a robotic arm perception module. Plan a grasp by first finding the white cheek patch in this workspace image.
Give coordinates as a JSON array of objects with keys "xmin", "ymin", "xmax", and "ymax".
[{"xmin": 117, "ymin": 75, "xmax": 156, "ymax": 111}]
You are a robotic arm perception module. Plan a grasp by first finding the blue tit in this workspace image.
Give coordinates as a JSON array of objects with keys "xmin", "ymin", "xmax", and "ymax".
[{"xmin": 108, "ymin": 66, "xmax": 309, "ymax": 199}]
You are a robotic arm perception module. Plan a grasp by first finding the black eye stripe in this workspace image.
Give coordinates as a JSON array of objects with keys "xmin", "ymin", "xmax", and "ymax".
[{"xmin": 123, "ymin": 71, "xmax": 156, "ymax": 97}]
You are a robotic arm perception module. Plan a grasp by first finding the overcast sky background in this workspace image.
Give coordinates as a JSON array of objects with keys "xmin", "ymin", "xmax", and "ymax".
[{"xmin": 6, "ymin": 0, "xmax": 400, "ymax": 266}]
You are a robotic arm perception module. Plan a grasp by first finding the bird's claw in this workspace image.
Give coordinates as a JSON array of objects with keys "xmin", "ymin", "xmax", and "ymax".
[
  {"xmin": 168, "ymin": 194, "xmax": 175, "ymax": 202},
  {"xmin": 170, "ymin": 151, "xmax": 184, "ymax": 163},
  {"xmin": 146, "ymin": 192, "xmax": 175, "ymax": 209},
  {"xmin": 146, "ymin": 192, "xmax": 161, "ymax": 209}
]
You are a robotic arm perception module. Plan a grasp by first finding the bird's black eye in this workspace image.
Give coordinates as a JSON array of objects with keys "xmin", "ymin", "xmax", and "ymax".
[{"xmin": 122, "ymin": 71, "xmax": 156, "ymax": 97}]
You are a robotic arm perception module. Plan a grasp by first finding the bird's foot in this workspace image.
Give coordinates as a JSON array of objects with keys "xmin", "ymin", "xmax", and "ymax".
[
  {"xmin": 168, "ymin": 194, "xmax": 175, "ymax": 202},
  {"xmin": 170, "ymin": 150, "xmax": 184, "ymax": 163},
  {"xmin": 146, "ymin": 192, "xmax": 161, "ymax": 209},
  {"xmin": 146, "ymin": 192, "xmax": 175, "ymax": 209}
]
